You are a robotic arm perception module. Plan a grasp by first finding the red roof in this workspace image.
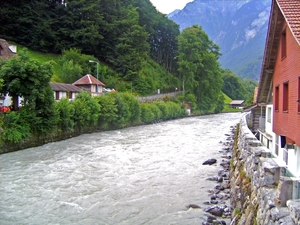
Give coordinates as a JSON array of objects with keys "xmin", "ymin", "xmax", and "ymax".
[
  {"xmin": 72, "ymin": 74, "xmax": 105, "ymax": 86},
  {"xmin": 277, "ymin": 0, "xmax": 300, "ymax": 44}
]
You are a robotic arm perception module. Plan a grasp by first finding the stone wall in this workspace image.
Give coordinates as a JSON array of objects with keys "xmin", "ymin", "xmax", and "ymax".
[{"xmin": 230, "ymin": 115, "xmax": 299, "ymax": 225}]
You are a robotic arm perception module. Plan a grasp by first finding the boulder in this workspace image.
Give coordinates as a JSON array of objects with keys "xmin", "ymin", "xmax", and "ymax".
[{"xmin": 203, "ymin": 159, "xmax": 217, "ymax": 165}]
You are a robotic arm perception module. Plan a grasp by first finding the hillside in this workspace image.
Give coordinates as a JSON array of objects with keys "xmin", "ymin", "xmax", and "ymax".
[{"xmin": 169, "ymin": 0, "xmax": 271, "ymax": 81}]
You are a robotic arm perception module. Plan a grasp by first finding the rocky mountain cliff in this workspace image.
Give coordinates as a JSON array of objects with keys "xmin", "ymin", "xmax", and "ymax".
[{"xmin": 169, "ymin": 0, "xmax": 271, "ymax": 81}]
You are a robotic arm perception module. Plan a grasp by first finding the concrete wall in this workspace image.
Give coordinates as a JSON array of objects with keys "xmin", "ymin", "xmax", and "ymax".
[{"xmin": 230, "ymin": 114, "xmax": 300, "ymax": 225}]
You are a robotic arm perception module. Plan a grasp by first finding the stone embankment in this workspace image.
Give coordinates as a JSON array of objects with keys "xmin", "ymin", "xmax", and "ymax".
[{"xmin": 230, "ymin": 115, "xmax": 300, "ymax": 225}]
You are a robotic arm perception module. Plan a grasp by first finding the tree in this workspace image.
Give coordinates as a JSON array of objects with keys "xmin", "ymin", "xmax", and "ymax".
[
  {"xmin": 178, "ymin": 25, "xmax": 223, "ymax": 112},
  {"xmin": 222, "ymin": 69, "xmax": 247, "ymax": 100},
  {"xmin": 0, "ymin": 50, "xmax": 56, "ymax": 133}
]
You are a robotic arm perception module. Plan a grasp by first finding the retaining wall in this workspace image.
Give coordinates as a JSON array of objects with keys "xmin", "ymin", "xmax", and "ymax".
[{"xmin": 230, "ymin": 115, "xmax": 300, "ymax": 225}]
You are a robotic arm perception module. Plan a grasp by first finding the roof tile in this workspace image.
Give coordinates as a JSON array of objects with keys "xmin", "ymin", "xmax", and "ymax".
[{"xmin": 277, "ymin": 0, "xmax": 300, "ymax": 43}]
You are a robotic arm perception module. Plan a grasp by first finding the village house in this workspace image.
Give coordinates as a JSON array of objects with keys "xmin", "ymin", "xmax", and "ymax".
[
  {"xmin": 50, "ymin": 82, "xmax": 82, "ymax": 101},
  {"xmin": 50, "ymin": 74, "xmax": 106, "ymax": 101},
  {"xmin": 251, "ymin": 0, "xmax": 300, "ymax": 199},
  {"xmin": 229, "ymin": 100, "xmax": 244, "ymax": 109},
  {"xmin": 72, "ymin": 74, "xmax": 106, "ymax": 96},
  {"xmin": 0, "ymin": 39, "xmax": 17, "ymax": 107}
]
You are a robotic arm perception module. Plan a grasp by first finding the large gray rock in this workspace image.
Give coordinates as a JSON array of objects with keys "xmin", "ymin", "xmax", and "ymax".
[{"xmin": 287, "ymin": 199, "xmax": 300, "ymax": 224}]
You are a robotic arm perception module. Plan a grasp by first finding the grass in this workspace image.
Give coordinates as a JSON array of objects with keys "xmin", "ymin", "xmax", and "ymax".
[{"xmin": 18, "ymin": 46, "xmax": 62, "ymax": 79}]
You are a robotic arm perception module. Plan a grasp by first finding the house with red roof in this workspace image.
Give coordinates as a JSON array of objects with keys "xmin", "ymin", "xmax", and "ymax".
[
  {"xmin": 73, "ymin": 74, "xmax": 106, "ymax": 96},
  {"xmin": 256, "ymin": 0, "xmax": 300, "ymax": 181}
]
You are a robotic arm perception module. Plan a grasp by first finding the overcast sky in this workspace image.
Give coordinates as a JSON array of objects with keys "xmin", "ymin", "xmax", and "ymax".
[{"xmin": 149, "ymin": 0, "xmax": 193, "ymax": 14}]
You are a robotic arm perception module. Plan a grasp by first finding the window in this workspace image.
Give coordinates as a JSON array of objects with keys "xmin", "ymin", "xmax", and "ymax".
[
  {"xmin": 298, "ymin": 77, "xmax": 300, "ymax": 113},
  {"xmin": 283, "ymin": 82, "xmax": 289, "ymax": 112},
  {"xmin": 281, "ymin": 29, "xmax": 287, "ymax": 59},
  {"xmin": 55, "ymin": 91, "xmax": 59, "ymax": 100},
  {"xmin": 267, "ymin": 107, "xmax": 272, "ymax": 123},
  {"xmin": 275, "ymin": 85, "xmax": 279, "ymax": 111},
  {"xmin": 67, "ymin": 91, "xmax": 72, "ymax": 99}
]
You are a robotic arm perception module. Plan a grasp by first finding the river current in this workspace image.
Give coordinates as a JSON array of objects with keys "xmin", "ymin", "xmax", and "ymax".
[{"xmin": 0, "ymin": 113, "xmax": 243, "ymax": 225}]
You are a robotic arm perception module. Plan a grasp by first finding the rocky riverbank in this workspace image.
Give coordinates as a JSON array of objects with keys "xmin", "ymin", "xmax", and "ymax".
[{"xmin": 200, "ymin": 125, "xmax": 238, "ymax": 224}]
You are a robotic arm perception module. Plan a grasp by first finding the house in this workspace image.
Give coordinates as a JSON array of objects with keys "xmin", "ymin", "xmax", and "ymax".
[
  {"xmin": 229, "ymin": 100, "xmax": 244, "ymax": 109},
  {"xmin": 50, "ymin": 82, "xmax": 82, "ymax": 101},
  {"xmin": 72, "ymin": 74, "xmax": 106, "ymax": 96},
  {"xmin": 254, "ymin": 0, "xmax": 300, "ymax": 198},
  {"xmin": 0, "ymin": 39, "xmax": 17, "ymax": 107},
  {"xmin": 0, "ymin": 38, "xmax": 17, "ymax": 60}
]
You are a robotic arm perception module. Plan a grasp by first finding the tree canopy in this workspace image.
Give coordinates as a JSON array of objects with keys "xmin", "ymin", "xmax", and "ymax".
[
  {"xmin": 0, "ymin": 50, "xmax": 56, "ymax": 133},
  {"xmin": 177, "ymin": 25, "xmax": 223, "ymax": 112}
]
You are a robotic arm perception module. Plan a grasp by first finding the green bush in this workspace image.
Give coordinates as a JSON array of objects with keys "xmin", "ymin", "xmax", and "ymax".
[
  {"xmin": 54, "ymin": 98, "xmax": 75, "ymax": 131},
  {"xmin": 95, "ymin": 93, "xmax": 118, "ymax": 129},
  {"xmin": 155, "ymin": 101, "xmax": 169, "ymax": 120},
  {"xmin": 140, "ymin": 103, "xmax": 155, "ymax": 124},
  {"xmin": 72, "ymin": 91, "xmax": 100, "ymax": 131},
  {"xmin": 148, "ymin": 103, "xmax": 162, "ymax": 120},
  {"xmin": 2, "ymin": 111, "xmax": 30, "ymax": 143}
]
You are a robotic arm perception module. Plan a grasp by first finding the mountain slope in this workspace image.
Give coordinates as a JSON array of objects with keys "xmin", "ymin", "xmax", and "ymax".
[{"xmin": 169, "ymin": 0, "xmax": 271, "ymax": 80}]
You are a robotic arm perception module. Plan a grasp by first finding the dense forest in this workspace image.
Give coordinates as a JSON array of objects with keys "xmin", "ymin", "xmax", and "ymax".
[{"xmin": 0, "ymin": 0, "xmax": 178, "ymax": 78}]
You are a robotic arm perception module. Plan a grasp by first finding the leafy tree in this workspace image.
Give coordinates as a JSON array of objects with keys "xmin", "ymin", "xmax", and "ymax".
[
  {"xmin": 0, "ymin": 50, "xmax": 56, "ymax": 133},
  {"xmin": 59, "ymin": 48, "xmax": 95, "ymax": 83},
  {"xmin": 222, "ymin": 69, "xmax": 247, "ymax": 100},
  {"xmin": 60, "ymin": 60, "xmax": 83, "ymax": 83},
  {"xmin": 178, "ymin": 25, "xmax": 223, "ymax": 112},
  {"xmin": 214, "ymin": 93, "xmax": 225, "ymax": 113}
]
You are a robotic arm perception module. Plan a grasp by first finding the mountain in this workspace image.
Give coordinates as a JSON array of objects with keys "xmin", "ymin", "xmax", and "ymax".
[{"xmin": 168, "ymin": 0, "xmax": 271, "ymax": 81}]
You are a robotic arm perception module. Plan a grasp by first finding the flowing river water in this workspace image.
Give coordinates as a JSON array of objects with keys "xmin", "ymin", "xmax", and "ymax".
[{"xmin": 0, "ymin": 113, "xmax": 243, "ymax": 225}]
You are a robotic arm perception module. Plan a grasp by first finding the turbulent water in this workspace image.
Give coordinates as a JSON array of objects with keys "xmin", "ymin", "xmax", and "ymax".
[{"xmin": 0, "ymin": 113, "xmax": 243, "ymax": 225}]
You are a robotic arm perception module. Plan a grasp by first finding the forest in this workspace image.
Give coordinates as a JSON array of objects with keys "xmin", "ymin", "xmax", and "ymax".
[{"xmin": 0, "ymin": 0, "xmax": 256, "ymax": 152}]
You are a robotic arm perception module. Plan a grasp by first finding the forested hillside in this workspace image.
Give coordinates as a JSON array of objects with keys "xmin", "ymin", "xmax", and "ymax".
[{"xmin": 0, "ymin": 0, "xmax": 180, "ymax": 93}]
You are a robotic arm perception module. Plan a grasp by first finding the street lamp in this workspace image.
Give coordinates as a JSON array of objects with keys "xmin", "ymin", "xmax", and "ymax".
[{"xmin": 89, "ymin": 60, "xmax": 99, "ymax": 93}]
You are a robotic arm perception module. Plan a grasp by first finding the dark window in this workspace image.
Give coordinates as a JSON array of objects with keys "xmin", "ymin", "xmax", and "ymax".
[
  {"xmin": 283, "ymin": 82, "xmax": 289, "ymax": 112},
  {"xmin": 281, "ymin": 29, "xmax": 287, "ymax": 59},
  {"xmin": 68, "ymin": 92, "xmax": 72, "ymax": 99},
  {"xmin": 55, "ymin": 91, "xmax": 59, "ymax": 100},
  {"xmin": 275, "ymin": 85, "xmax": 279, "ymax": 111}
]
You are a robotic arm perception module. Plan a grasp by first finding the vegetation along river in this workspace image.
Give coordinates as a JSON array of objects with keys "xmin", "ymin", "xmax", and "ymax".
[{"xmin": 0, "ymin": 113, "xmax": 243, "ymax": 224}]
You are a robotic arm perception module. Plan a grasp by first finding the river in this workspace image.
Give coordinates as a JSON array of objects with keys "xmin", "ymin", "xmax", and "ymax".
[{"xmin": 0, "ymin": 113, "xmax": 243, "ymax": 225}]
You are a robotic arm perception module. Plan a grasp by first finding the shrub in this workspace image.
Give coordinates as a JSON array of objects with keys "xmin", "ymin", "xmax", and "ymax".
[
  {"xmin": 140, "ymin": 103, "xmax": 155, "ymax": 124},
  {"xmin": 54, "ymin": 98, "xmax": 75, "ymax": 131},
  {"xmin": 95, "ymin": 93, "xmax": 118, "ymax": 129},
  {"xmin": 2, "ymin": 111, "xmax": 30, "ymax": 143},
  {"xmin": 72, "ymin": 91, "xmax": 100, "ymax": 131}
]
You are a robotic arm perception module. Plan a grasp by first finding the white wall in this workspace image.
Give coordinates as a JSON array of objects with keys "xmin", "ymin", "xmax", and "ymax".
[
  {"xmin": 287, "ymin": 145, "xmax": 300, "ymax": 177},
  {"xmin": 1, "ymin": 94, "xmax": 22, "ymax": 107}
]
